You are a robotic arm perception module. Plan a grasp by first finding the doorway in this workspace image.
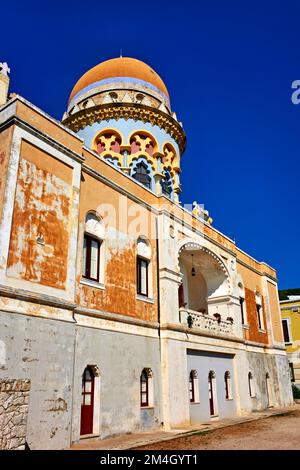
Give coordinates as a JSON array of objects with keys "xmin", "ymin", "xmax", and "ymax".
[{"xmin": 80, "ymin": 367, "xmax": 95, "ymax": 435}]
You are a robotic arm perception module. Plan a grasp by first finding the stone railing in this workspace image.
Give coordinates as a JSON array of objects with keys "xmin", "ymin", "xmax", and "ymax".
[
  {"xmin": 179, "ymin": 308, "xmax": 234, "ymax": 337},
  {"xmin": 0, "ymin": 379, "xmax": 31, "ymax": 450}
]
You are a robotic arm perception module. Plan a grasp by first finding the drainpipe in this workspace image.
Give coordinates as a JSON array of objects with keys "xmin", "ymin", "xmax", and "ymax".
[
  {"xmin": 155, "ymin": 215, "xmax": 163, "ymax": 428},
  {"xmin": 69, "ymin": 311, "xmax": 77, "ymax": 448}
]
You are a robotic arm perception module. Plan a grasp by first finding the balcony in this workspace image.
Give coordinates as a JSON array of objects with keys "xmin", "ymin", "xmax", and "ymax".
[{"xmin": 179, "ymin": 308, "xmax": 234, "ymax": 337}]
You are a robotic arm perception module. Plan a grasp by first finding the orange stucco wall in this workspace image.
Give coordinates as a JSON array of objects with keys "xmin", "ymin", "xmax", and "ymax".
[
  {"xmin": 267, "ymin": 280, "xmax": 284, "ymax": 343},
  {"xmin": 76, "ymin": 170, "xmax": 158, "ymax": 322},
  {"xmin": 237, "ymin": 263, "xmax": 269, "ymax": 344},
  {"xmin": 7, "ymin": 140, "xmax": 72, "ymax": 289},
  {"xmin": 16, "ymin": 100, "xmax": 83, "ymax": 155}
]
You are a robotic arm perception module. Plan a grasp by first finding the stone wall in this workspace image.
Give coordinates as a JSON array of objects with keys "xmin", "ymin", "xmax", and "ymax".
[{"xmin": 0, "ymin": 379, "xmax": 31, "ymax": 450}]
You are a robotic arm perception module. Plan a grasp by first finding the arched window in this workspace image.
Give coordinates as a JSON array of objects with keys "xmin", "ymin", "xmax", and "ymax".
[
  {"xmin": 161, "ymin": 170, "xmax": 173, "ymax": 198},
  {"xmin": 140, "ymin": 369, "xmax": 148, "ymax": 406},
  {"xmin": 82, "ymin": 213, "xmax": 105, "ymax": 284},
  {"xmin": 80, "ymin": 365, "xmax": 101, "ymax": 436},
  {"xmin": 248, "ymin": 372, "xmax": 255, "ymax": 398},
  {"xmin": 140, "ymin": 368, "xmax": 153, "ymax": 408},
  {"xmin": 81, "ymin": 367, "xmax": 95, "ymax": 435},
  {"xmin": 136, "ymin": 237, "xmax": 152, "ymax": 298},
  {"xmin": 208, "ymin": 370, "xmax": 218, "ymax": 416},
  {"xmin": 94, "ymin": 130, "xmax": 122, "ymax": 155},
  {"xmin": 224, "ymin": 371, "xmax": 232, "ymax": 400},
  {"xmin": 189, "ymin": 370, "xmax": 199, "ymax": 403},
  {"xmin": 132, "ymin": 161, "xmax": 152, "ymax": 189}
]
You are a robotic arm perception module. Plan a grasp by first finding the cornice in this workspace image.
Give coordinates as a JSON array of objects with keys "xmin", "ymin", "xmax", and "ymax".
[
  {"xmin": 0, "ymin": 115, "xmax": 85, "ymax": 165},
  {"xmin": 0, "ymin": 284, "xmax": 76, "ymax": 311},
  {"xmin": 62, "ymin": 103, "xmax": 187, "ymax": 154}
]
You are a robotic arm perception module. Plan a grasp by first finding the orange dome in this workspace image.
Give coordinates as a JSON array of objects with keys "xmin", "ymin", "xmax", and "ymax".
[{"xmin": 68, "ymin": 57, "xmax": 169, "ymax": 103}]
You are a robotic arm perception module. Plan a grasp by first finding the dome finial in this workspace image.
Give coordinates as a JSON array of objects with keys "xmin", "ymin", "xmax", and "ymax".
[{"xmin": 120, "ymin": 48, "xmax": 122, "ymax": 58}]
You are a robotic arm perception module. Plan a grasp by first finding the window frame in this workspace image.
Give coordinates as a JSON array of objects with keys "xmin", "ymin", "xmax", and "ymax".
[
  {"xmin": 282, "ymin": 318, "xmax": 292, "ymax": 344},
  {"xmin": 224, "ymin": 371, "xmax": 232, "ymax": 400},
  {"xmin": 136, "ymin": 256, "xmax": 149, "ymax": 297},
  {"xmin": 83, "ymin": 233, "xmax": 101, "ymax": 282},
  {"xmin": 189, "ymin": 371, "xmax": 195, "ymax": 403},
  {"xmin": 132, "ymin": 161, "xmax": 152, "ymax": 189},
  {"xmin": 140, "ymin": 369, "xmax": 149, "ymax": 407},
  {"xmin": 239, "ymin": 297, "xmax": 245, "ymax": 325},
  {"xmin": 256, "ymin": 303, "xmax": 262, "ymax": 330}
]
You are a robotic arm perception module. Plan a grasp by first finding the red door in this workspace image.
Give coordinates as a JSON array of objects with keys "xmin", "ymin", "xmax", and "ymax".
[
  {"xmin": 80, "ymin": 367, "xmax": 94, "ymax": 436},
  {"xmin": 208, "ymin": 376, "xmax": 214, "ymax": 416}
]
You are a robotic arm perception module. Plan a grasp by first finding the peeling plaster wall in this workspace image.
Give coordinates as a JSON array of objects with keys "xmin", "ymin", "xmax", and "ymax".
[
  {"xmin": 7, "ymin": 141, "xmax": 72, "ymax": 289},
  {"xmin": 0, "ymin": 310, "xmax": 74, "ymax": 450},
  {"xmin": 71, "ymin": 325, "xmax": 161, "ymax": 442},
  {"xmin": 0, "ymin": 308, "xmax": 161, "ymax": 449},
  {"xmin": 244, "ymin": 287, "xmax": 269, "ymax": 344},
  {"xmin": 245, "ymin": 351, "xmax": 293, "ymax": 410}
]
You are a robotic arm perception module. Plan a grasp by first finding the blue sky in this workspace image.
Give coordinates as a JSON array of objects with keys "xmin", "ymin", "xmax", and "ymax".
[{"xmin": 2, "ymin": 0, "xmax": 299, "ymax": 289}]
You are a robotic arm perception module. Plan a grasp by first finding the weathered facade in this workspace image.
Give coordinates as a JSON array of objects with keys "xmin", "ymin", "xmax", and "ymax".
[
  {"xmin": 280, "ymin": 295, "xmax": 300, "ymax": 386},
  {"xmin": 0, "ymin": 57, "xmax": 293, "ymax": 449}
]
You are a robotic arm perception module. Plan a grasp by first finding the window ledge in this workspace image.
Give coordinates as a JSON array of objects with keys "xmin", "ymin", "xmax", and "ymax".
[
  {"xmin": 140, "ymin": 406, "xmax": 155, "ymax": 410},
  {"xmin": 259, "ymin": 328, "xmax": 266, "ymax": 334},
  {"xmin": 226, "ymin": 398, "xmax": 234, "ymax": 401},
  {"xmin": 190, "ymin": 401, "xmax": 200, "ymax": 405},
  {"xmin": 136, "ymin": 295, "xmax": 154, "ymax": 304},
  {"xmin": 242, "ymin": 324, "xmax": 249, "ymax": 329},
  {"xmin": 285, "ymin": 342, "xmax": 293, "ymax": 346},
  {"xmin": 80, "ymin": 278, "xmax": 105, "ymax": 290}
]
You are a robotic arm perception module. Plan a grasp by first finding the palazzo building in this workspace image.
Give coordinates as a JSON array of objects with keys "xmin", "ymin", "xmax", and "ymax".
[{"xmin": 0, "ymin": 57, "xmax": 293, "ymax": 449}]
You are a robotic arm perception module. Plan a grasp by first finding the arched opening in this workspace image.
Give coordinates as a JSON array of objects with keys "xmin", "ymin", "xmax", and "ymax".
[
  {"xmin": 80, "ymin": 365, "xmax": 101, "ymax": 436},
  {"xmin": 80, "ymin": 367, "xmax": 95, "ymax": 436},
  {"xmin": 208, "ymin": 370, "xmax": 218, "ymax": 416},
  {"xmin": 161, "ymin": 169, "xmax": 173, "ymax": 198},
  {"xmin": 94, "ymin": 129, "xmax": 122, "ymax": 155},
  {"xmin": 129, "ymin": 131, "xmax": 158, "ymax": 157},
  {"xmin": 224, "ymin": 371, "xmax": 232, "ymax": 400},
  {"xmin": 140, "ymin": 368, "xmax": 154, "ymax": 408},
  {"xmin": 132, "ymin": 161, "xmax": 152, "ymax": 189},
  {"xmin": 178, "ymin": 243, "xmax": 230, "ymax": 322},
  {"xmin": 189, "ymin": 370, "xmax": 199, "ymax": 403}
]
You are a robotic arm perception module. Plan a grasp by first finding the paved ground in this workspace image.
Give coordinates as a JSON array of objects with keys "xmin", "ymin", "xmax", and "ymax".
[
  {"xmin": 135, "ymin": 408, "xmax": 300, "ymax": 450},
  {"xmin": 70, "ymin": 405, "xmax": 300, "ymax": 450}
]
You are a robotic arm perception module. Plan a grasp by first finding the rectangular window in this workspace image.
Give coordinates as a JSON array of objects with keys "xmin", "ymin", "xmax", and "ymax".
[
  {"xmin": 137, "ymin": 257, "xmax": 149, "ymax": 296},
  {"xmin": 282, "ymin": 319, "xmax": 291, "ymax": 343},
  {"xmin": 83, "ymin": 234, "xmax": 101, "ymax": 282},
  {"xmin": 240, "ymin": 297, "xmax": 245, "ymax": 325},
  {"xmin": 256, "ymin": 304, "xmax": 262, "ymax": 330}
]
